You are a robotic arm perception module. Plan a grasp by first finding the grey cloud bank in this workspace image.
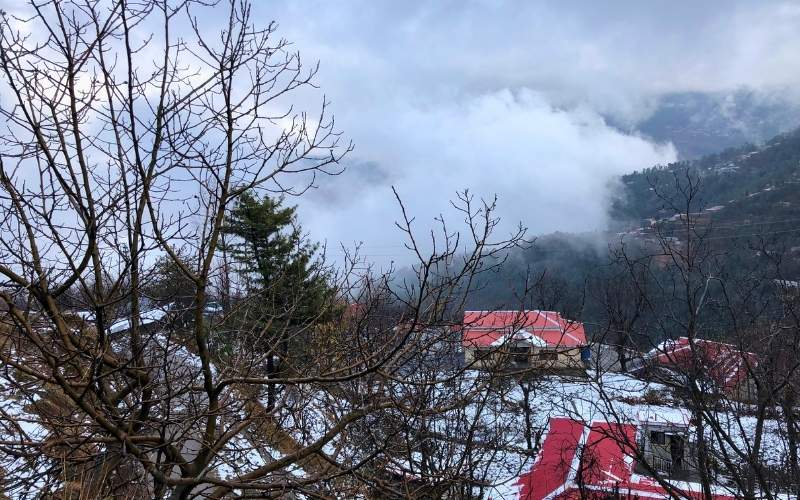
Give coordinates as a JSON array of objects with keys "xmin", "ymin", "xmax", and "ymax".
[
  {"xmin": 256, "ymin": 1, "xmax": 800, "ymax": 262},
  {"xmin": 2, "ymin": 0, "xmax": 797, "ymax": 264},
  {"xmin": 304, "ymin": 90, "xmax": 675, "ymax": 262}
]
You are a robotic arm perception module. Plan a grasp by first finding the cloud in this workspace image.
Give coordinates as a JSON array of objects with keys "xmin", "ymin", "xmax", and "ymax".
[
  {"xmin": 301, "ymin": 89, "xmax": 675, "ymax": 263},
  {"xmin": 263, "ymin": 0, "xmax": 800, "ymax": 120},
  {"xmin": 259, "ymin": 1, "xmax": 751, "ymax": 261},
  {"xmin": 7, "ymin": 1, "xmax": 799, "ymax": 266}
]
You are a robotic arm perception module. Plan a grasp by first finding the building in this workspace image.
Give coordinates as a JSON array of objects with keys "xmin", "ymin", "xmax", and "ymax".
[
  {"xmin": 634, "ymin": 337, "xmax": 758, "ymax": 401},
  {"xmin": 588, "ymin": 342, "xmax": 642, "ymax": 373},
  {"xmin": 461, "ymin": 310, "xmax": 587, "ymax": 372},
  {"xmin": 634, "ymin": 409, "xmax": 698, "ymax": 481},
  {"xmin": 517, "ymin": 416, "xmax": 735, "ymax": 499}
]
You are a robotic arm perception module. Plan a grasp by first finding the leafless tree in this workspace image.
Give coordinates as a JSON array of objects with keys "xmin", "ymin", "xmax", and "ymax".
[
  {"xmin": 0, "ymin": 3, "xmax": 548, "ymax": 498},
  {"xmin": 574, "ymin": 169, "xmax": 800, "ymax": 499}
]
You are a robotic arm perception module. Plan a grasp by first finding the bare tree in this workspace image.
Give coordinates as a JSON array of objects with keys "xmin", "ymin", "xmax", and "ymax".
[
  {"xmin": 0, "ymin": 3, "xmax": 547, "ymax": 499},
  {"xmin": 573, "ymin": 169, "xmax": 800, "ymax": 499}
]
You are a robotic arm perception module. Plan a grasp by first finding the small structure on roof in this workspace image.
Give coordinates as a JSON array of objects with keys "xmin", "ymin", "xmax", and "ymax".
[
  {"xmin": 634, "ymin": 337, "xmax": 758, "ymax": 402},
  {"xmin": 461, "ymin": 310, "xmax": 587, "ymax": 372},
  {"xmin": 634, "ymin": 409, "xmax": 697, "ymax": 481}
]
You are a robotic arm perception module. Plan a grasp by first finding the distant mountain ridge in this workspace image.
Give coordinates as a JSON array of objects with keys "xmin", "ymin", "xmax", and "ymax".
[
  {"xmin": 467, "ymin": 126, "xmax": 800, "ymax": 310},
  {"xmin": 611, "ymin": 126, "xmax": 800, "ymax": 230},
  {"xmin": 616, "ymin": 90, "xmax": 800, "ymax": 159}
]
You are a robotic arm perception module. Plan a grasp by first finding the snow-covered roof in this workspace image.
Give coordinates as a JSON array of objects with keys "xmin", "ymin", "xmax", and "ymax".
[
  {"xmin": 517, "ymin": 417, "xmax": 736, "ymax": 499},
  {"xmin": 775, "ymin": 279, "xmax": 800, "ymax": 288},
  {"xmin": 643, "ymin": 337, "xmax": 757, "ymax": 393},
  {"xmin": 109, "ymin": 306, "xmax": 170, "ymax": 334},
  {"xmin": 488, "ymin": 329, "xmax": 549, "ymax": 348},
  {"xmin": 637, "ymin": 408, "xmax": 690, "ymax": 427},
  {"xmin": 462, "ymin": 310, "xmax": 587, "ymax": 349}
]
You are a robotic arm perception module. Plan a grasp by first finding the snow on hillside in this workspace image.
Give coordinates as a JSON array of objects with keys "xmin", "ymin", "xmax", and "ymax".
[
  {"xmin": 478, "ymin": 372, "xmax": 790, "ymax": 499},
  {"xmin": 3, "ymin": 312, "xmax": 792, "ymax": 499}
]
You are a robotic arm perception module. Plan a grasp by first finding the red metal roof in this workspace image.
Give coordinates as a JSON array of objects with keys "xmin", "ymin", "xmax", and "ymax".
[
  {"xmin": 516, "ymin": 417, "xmax": 736, "ymax": 499},
  {"xmin": 646, "ymin": 337, "xmax": 757, "ymax": 393},
  {"xmin": 461, "ymin": 310, "xmax": 587, "ymax": 348}
]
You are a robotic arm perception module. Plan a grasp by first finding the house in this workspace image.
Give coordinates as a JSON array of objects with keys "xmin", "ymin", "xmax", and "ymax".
[
  {"xmin": 634, "ymin": 409, "xmax": 698, "ymax": 481},
  {"xmin": 634, "ymin": 337, "xmax": 758, "ymax": 401},
  {"xmin": 588, "ymin": 342, "xmax": 642, "ymax": 373},
  {"xmin": 516, "ymin": 416, "xmax": 736, "ymax": 499},
  {"xmin": 774, "ymin": 279, "xmax": 800, "ymax": 301},
  {"xmin": 461, "ymin": 310, "xmax": 587, "ymax": 372}
]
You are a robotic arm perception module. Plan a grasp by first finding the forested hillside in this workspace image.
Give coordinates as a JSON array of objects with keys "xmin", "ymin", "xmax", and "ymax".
[
  {"xmin": 468, "ymin": 127, "xmax": 800, "ymax": 334},
  {"xmin": 612, "ymin": 127, "xmax": 800, "ymax": 226},
  {"xmin": 631, "ymin": 90, "xmax": 800, "ymax": 159}
]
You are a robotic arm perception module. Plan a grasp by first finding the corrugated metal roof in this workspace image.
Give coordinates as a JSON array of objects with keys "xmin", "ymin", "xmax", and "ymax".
[
  {"xmin": 517, "ymin": 417, "xmax": 736, "ymax": 499},
  {"xmin": 645, "ymin": 337, "xmax": 757, "ymax": 392},
  {"xmin": 461, "ymin": 310, "xmax": 586, "ymax": 348}
]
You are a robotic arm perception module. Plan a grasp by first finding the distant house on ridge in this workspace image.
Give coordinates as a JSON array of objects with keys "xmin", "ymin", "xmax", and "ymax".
[{"xmin": 461, "ymin": 310, "xmax": 587, "ymax": 372}]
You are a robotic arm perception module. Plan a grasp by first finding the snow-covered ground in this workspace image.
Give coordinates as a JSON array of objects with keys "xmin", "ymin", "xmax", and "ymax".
[{"xmin": 2, "ymin": 313, "xmax": 794, "ymax": 499}]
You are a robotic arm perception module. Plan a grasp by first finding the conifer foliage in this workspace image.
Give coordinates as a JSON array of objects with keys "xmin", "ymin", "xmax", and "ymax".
[
  {"xmin": 222, "ymin": 190, "xmax": 333, "ymax": 324},
  {"xmin": 221, "ymin": 191, "xmax": 336, "ymax": 408}
]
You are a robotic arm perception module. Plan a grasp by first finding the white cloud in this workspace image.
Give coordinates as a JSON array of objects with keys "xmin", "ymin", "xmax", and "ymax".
[
  {"xmin": 6, "ymin": 0, "xmax": 799, "ymax": 265},
  {"xmin": 302, "ymin": 89, "xmax": 675, "ymax": 262}
]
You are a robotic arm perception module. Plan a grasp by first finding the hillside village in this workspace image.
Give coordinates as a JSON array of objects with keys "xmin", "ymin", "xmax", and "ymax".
[
  {"xmin": 2, "ymin": 1, "xmax": 800, "ymax": 499},
  {"xmin": 2, "ymin": 303, "xmax": 788, "ymax": 498}
]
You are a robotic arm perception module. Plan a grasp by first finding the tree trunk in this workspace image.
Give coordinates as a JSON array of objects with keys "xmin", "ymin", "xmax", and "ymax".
[
  {"xmin": 784, "ymin": 388, "xmax": 799, "ymax": 496},
  {"xmin": 617, "ymin": 342, "xmax": 628, "ymax": 373},
  {"xmin": 266, "ymin": 354, "xmax": 276, "ymax": 411}
]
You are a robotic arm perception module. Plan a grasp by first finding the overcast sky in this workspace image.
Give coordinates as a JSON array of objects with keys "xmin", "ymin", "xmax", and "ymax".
[
  {"xmin": 6, "ymin": 0, "xmax": 800, "ymax": 265},
  {"xmin": 246, "ymin": 1, "xmax": 800, "ymax": 264}
]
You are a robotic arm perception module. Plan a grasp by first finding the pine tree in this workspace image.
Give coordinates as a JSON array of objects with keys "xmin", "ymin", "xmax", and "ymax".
[
  {"xmin": 222, "ymin": 191, "xmax": 334, "ymax": 408},
  {"xmin": 145, "ymin": 252, "xmax": 197, "ymax": 309},
  {"xmin": 222, "ymin": 191, "xmax": 331, "ymax": 319},
  {"xmin": 143, "ymin": 252, "xmax": 199, "ymax": 326}
]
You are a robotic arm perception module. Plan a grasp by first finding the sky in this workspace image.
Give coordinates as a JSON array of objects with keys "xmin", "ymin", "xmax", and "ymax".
[
  {"xmin": 3, "ymin": 0, "xmax": 800, "ymax": 266},
  {"xmin": 241, "ymin": 0, "xmax": 800, "ymax": 264}
]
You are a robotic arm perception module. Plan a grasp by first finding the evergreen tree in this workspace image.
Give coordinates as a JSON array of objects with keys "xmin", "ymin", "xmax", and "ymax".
[
  {"xmin": 222, "ymin": 191, "xmax": 331, "ymax": 319},
  {"xmin": 222, "ymin": 191, "xmax": 335, "ymax": 408},
  {"xmin": 143, "ymin": 252, "xmax": 199, "ymax": 326},
  {"xmin": 144, "ymin": 252, "xmax": 197, "ymax": 309}
]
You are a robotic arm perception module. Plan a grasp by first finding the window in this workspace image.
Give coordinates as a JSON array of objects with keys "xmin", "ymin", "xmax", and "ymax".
[
  {"xmin": 538, "ymin": 350, "xmax": 558, "ymax": 361},
  {"xmin": 511, "ymin": 346, "xmax": 529, "ymax": 364},
  {"xmin": 650, "ymin": 431, "xmax": 666, "ymax": 445}
]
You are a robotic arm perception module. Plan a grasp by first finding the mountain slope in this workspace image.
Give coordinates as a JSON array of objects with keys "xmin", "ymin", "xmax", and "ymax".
[
  {"xmin": 632, "ymin": 90, "xmax": 800, "ymax": 159},
  {"xmin": 612, "ymin": 127, "xmax": 800, "ymax": 234},
  {"xmin": 467, "ymin": 127, "xmax": 800, "ymax": 311}
]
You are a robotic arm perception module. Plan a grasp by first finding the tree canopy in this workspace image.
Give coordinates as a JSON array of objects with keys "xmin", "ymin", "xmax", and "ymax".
[{"xmin": 222, "ymin": 190, "xmax": 334, "ymax": 326}]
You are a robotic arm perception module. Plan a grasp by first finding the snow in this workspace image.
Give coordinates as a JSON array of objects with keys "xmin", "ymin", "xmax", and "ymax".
[
  {"xmin": 71, "ymin": 310, "xmax": 95, "ymax": 320},
  {"xmin": 108, "ymin": 305, "xmax": 169, "ymax": 333},
  {"xmin": 489, "ymin": 329, "xmax": 548, "ymax": 348},
  {"xmin": 4, "ymin": 313, "xmax": 795, "ymax": 498},
  {"xmin": 637, "ymin": 407, "xmax": 690, "ymax": 426},
  {"xmin": 446, "ymin": 371, "xmax": 793, "ymax": 498}
]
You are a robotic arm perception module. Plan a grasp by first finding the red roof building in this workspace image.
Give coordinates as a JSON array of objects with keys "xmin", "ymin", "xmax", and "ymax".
[
  {"xmin": 461, "ymin": 311, "xmax": 588, "ymax": 372},
  {"xmin": 461, "ymin": 310, "xmax": 587, "ymax": 349},
  {"xmin": 642, "ymin": 337, "xmax": 758, "ymax": 399},
  {"xmin": 516, "ymin": 417, "xmax": 736, "ymax": 499}
]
